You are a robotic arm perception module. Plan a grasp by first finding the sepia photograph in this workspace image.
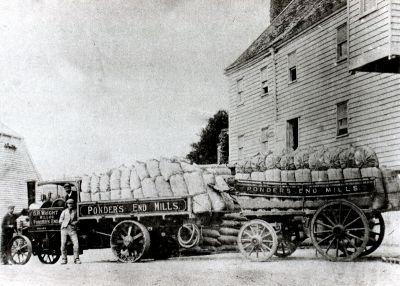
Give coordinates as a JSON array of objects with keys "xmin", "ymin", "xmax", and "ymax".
[{"xmin": 1, "ymin": 0, "xmax": 400, "ymax": 285}]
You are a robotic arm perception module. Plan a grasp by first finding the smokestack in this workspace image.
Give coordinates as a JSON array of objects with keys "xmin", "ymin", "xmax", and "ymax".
[{"xmin": 270, "ymin": 0, "xmax": 293, "ymax": 21}]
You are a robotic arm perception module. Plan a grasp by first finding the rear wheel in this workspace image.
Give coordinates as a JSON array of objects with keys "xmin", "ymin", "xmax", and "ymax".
[
  {"xmin": 275, "ymin": 224, "xmax": 300, "ymax": 258},
  {"xmin": 361, "ymin": 212, "xmax": 385, "ymax": 256},
  {"xmin": 110, "ymin": 220, "xmax": 150, "ymax": 262},
  {"xmin": 38, "ymin": 252, "xmax": 60, "ymax": 264},
  {"xmin": 237, "ymin": 219, "xmax": 278, "ymax": 262},
  {"xmin": 8, "ymin": 235, "xmax": 32, "ymax": 265},
  {"xmin": 310, "ymin": 200, "xmax": 369, "ymax": 262}
]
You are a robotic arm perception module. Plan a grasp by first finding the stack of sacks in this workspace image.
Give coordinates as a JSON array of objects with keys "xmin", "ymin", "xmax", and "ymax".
[
  {"xmin": 380, "ymin": 167, "xmax": 400, "ymax": 209},
  {"xmin": 355, "ymin": 146, "xmax": 385, "ymax": 209},
  {"xmin": 339, "ymin": 145, "xmax": 361, "ymax": 179},
  {"xmin": 309, "ymin": 146, "xmax": 329, "ymax": 182},
  {"xmin": 280, "ymin": 148, "xmax": 296, "ymax": 182},
  {"xmin": 90, "ymin": 174, "xmax": 101, "ymax": 201},
  {"xmin": 110, "ymin": 168, "xmax": 122, "ymax": 200},
  {"xmin": 294, "ymin": 147, "xmax": 312, "ymax": 182},
  {"xmin": 200, "ymin": 213, "xmax": 248, "ymax": 252},
  {"xmin": 80, "ymin": 175, "xmax": 91, "ymax": 202},
  {"xmin": 325, "ymin": 147, "xmax": 344, "ymax": 181},
  {"xmin": 136, "ymin": 160, "xmax": 158, "ymax": 198},
  {"xmin": 120, "ymin": 165, "xmax": 133, "ymax": 200},
  {"xmin": 264, "ymin": 152, "xmax": 282, "ymax": 182},
  {"xmin": 99, "ymin": 171, "xmax": 111, "ymax": 200},
  {"xmin": 199, "ymin": 164, "xmax": 232, "ymax": 176},
  {"xmin": 130, "ymin": 166, "xmax": 144, "ymax": 199}
]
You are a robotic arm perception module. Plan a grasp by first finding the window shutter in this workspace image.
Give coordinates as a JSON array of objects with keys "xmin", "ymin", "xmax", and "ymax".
[
  {"xmin": 288, "ymin": 51, "xmax": 296, "ymax": 68},
  {"xmin": 337, "ymin": 24, "xmax": 346, "ymax": 44}
]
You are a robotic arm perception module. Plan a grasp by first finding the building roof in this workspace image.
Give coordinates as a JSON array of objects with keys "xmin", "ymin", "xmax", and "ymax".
[
  {"xmin": 225, "ymin": 0, "xmax": 346, "ymax": 73},
  {"xmin": 0, "ymin": 121, "xmax": 21, "ymax": 139}
]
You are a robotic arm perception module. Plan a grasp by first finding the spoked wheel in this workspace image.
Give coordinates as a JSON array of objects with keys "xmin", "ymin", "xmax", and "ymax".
[
  {"xmin": 361, "ymin": 211, "xmax": 385, "ymax": 256},
  {"xmin": 38, "ymin": 252, "xmax": 61, "ymax": 264},
  {"xmin": 237, "ymin": 219, "xmax": 278, "ymax": 262},
  {"xmin": 110, "ymin": 220, "xmax": 150, "ymax": 263},
  {"xmin": 310, "ymin": 200, "xmax": 369, "ymax": 262},
  {"xmin": 275, "ymin": 225, "xmax": 300, "ymax": 258},
  {"xmin": 8, "ymin": 235, "xmax": 32, "ymax": 265}
]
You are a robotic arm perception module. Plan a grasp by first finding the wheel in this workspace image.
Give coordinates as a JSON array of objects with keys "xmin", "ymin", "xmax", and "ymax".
[
  {"xmin": 237, "ymin": 219, "xmax": 278, "ymax": 262},
  {"xmin": 361, "ymin": 212, "xmax": 385, "ymax": 256},
  {"xmin": 38, "ymin": 252, "xmax": 61, "ymax": 264},
  {"xmin": 177, "ymin": 224, "xmax": 200, "ymax": 249},
  {"xmin": 310, "ymin": 200, "xmax": 369, "ymax": 262},
  {"xmin": 8, "ymin": 235, "xmax": 32, "ymax": 265},
  {"xmin": 275, "ymin": 224, "xmax": 300, "ymax": 258},
  {"xmin": 110, "ymin": 220, "xmax": 150, "ymax": 262}
]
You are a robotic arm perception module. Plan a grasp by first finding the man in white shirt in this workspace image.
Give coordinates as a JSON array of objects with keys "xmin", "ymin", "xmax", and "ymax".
[{"xmin": 59, "ymin": 199, "xmax": 81, "ymax": 264}]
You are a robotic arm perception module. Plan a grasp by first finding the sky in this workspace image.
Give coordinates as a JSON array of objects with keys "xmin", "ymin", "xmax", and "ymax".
[{"xmin": 0, "ymin": 0, "xmax": 270, "ymax": 179}]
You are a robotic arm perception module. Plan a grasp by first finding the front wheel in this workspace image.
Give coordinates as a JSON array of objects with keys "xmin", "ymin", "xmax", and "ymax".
[
  {"xmin": 38, "ymin": 252, "xmax": 61, "ymax": 264},
  {"xmin": 110, "ymin": 220, "xmax": 150, "ymax": 262},
  {"xmin": 8, "ymin": 235, "xmax": 32, "ymax": 265},
  {"xmin": 237, "ymin": 219, "xmax": 278, "ymax": 262}
]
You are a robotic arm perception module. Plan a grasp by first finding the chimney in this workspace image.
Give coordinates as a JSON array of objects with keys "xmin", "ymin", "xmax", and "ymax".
[{"xmin": 270, "ymin": 0, "xmax": 292, "ymax": 21}]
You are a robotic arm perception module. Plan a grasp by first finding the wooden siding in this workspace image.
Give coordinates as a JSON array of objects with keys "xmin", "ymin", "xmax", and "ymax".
[
  {"xmin": 349, "ymin": 0, "xmax": 392, "ymax": 70},
  {"xmin": 227, "ymin": 8, "xmax": 400, "ymax": 171},
  {"xmin": 392, "ymin": 0, "xmax": 400, "ymax": 53},
  {"xmin": 0, "ymin": 135, "xmax": 40, "ymax": 235}
]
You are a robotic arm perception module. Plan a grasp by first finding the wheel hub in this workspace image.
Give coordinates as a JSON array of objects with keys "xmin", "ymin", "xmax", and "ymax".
[
  {"xmin": 251, "ymin": 235, "xmax": 262, "ymax": 246},
  {"xmin": 332, "ymin": 225, "xmax": 346, "ymax": 237},
  {"xmin": 123, "ymin": 235, "xmax": 134, "ymax": 246}
]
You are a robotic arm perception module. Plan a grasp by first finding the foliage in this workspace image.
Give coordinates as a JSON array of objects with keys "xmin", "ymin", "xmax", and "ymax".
[{"xmin": 186, "ymin": 110, "xmax": 229, "ymax": 164}]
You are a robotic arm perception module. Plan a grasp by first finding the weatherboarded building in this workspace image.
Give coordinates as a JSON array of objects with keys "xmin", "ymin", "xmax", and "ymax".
[
  {"xmin": 225, "ymin": 0, "xmax": 400, "ymax": 170},
  {"xmin": 0, "ymin": 122, "xmax": 40, "ymax": 234}
]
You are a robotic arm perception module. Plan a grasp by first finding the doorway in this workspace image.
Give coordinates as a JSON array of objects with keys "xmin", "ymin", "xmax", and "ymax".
[{"xmin": 287, "ymin": 118, "xmax": 299, "ymax": 150}]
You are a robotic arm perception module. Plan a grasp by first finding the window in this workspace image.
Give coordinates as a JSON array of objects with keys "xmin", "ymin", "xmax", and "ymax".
[
  {"xmin": 237, "ymin": 78, "xmax": 244, "ymax": 105},
  {"xmin": 286, "ymin": 118, "xmax": 299, "ymax": 150},
  {"xmin": 337, "ymin": 24, "xmax": 347, "ymax": 61},
  {"xmin": 337, "ymin": 101, "xmax": 348, "ymax": 136},
  {"xmin": 238, "ymin": 135, "xmax": 244, "ymax": 160},
  {"xmin": 288, "ymin": 51, "xmax": 297, "ymax": 82},
  {"xmin": 260, "ymin": 66, "xmax": 269, "ymax": 95},
  {"xmin": 260, "ymin": 126, "xmax": 271, "ymax": 153},
  {"xmin": 360, "ymin": 0, "xmax": 377, "ymax": 15}
]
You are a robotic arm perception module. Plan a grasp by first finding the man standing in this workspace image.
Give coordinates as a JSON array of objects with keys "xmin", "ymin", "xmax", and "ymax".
[
  {"xmin": 59, "ymin": 199, "xmax": 81, "ymax": 264},
  {"xmin": 64, "ymin": 183, "xmax": 78, "ymax": 203},
  {"xmin": 1, "ymin": 206, "xmax": 17, "ymax": 265}
]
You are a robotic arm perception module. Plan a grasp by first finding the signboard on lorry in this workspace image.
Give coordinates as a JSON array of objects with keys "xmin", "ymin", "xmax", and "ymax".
[
  {"xmin": 78, "ymin": 199, "xmax": 188, "ymax": 217},
  {"xmin": 29, "ymin": 208, "xmax": 63, "ymax": 226}
]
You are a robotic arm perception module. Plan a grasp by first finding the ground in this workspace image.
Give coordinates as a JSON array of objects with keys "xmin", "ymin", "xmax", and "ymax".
[{"xmin": 1, "ymin": 246, "xmax": 400, "ymax": 286}]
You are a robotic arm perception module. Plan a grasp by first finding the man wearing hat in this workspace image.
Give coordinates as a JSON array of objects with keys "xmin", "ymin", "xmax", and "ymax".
[
  {"xmin": 1, "ymin": 206, "xmax": 18, "ymax": 265},
  {"xmin": 64, "ymin": 183, "xmax": 78, "ymax": 203},
  {"xmin": 59, "ymin": 199, "xmax": 81, "ymax": 264}
]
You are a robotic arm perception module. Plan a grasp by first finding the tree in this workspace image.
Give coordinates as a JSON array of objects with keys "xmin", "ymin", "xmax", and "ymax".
[{"xmin": 186, "ymin": 110, "xmax": 229, "ymax": 164}]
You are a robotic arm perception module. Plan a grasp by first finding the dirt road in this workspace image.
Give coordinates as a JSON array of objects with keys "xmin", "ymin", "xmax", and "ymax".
[{"xmin": 1, "ymin": 246, "xmax": 400, "ymax": 286}]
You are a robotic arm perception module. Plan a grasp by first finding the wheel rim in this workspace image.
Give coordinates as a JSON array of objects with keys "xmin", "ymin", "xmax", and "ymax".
[
  {"xmin": 361, "ymin": 212, "xmax": 385, "ymax": 256},
  {"xmin": 38, "ymin": 253, "xmax": 61, "ymax": 264},
  {"xmin": 275, "ymin": 225, "xmax": 299, "ymax": 258},
  {"xmin": 9, "ymin": 235, "xmax": 32, "ymax": 265},
  {"xmin": 310, "ymin": 200, "xmax": 369, "ymax": 262},
  {"xmin": 110, "ymin": 220, "xmax": 150, "ymax": 262},
  {"xmin": 237, "ymin": 219, "xmax": 278, "ymax": 262}
]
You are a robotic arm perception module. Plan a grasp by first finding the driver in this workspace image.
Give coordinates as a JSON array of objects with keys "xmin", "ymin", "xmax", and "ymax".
[{"xmin": 64, "ymin": 183, "xmax": 77, "ymax": 204}]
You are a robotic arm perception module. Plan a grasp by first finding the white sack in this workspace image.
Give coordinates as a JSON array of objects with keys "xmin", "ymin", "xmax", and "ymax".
[
  {"xmin": 192, "ymin": 193, "xmax": 212, "ymax": 213},
  {"xmin": 81, "ymin": 175, "xmax": 91, "ymax": 193},
  {"xmin": 120, "ymin": 166, "xmax": 131, "ymax": 189},
  {"xmin": 215, "ymin": 176, "xmax": 230, "ymax": 191},
  {"xmin": 133, "ymin": 188, "xmax": 144, "ymax": 199},
  {"xmin": 184, "ymin": 172, "xmax": 207, "ymax": 195},
  {"xmin": 80, "ymin": 192, "xmax": 91, "ymax": 202},
  {"xmin": 311, "ymin": 171, "xmax": 329, "ymax": 182},
  {"xmin": 343, "ymin": 168, "xmax": 361, "ymax": 180},
  {"xmin": 207, "ymin": 189, "xmax": 226, "ymax": 212},
  {"xmin": 142, "ymin": 178, "xmax": 158, "ymax": 198},
  {"xmin": 155, "ymin": 176, "xmax": 173, "ymax": 197},
  {"xmin": 235, "ymin": 173, "xmax": 251, "ymax": 180},
  {"xmin": 110, "ymin": 169, "xmax": 121, "ymax": 190},
  {"xmin": 129, "ymin": 168, "xmax": 141, "ymax": 190},
  {"xmin": 160, "ymin": 157, "xmax": 183, "ymax": 181},
  {"xmin": 135, "ymin": 161, "xmax": 150, "ymax": 181},
  {"xmin": 281, "ymin": 170, "xmax": 296, "ymax": 182},
  {"xmin": 170, "ymin": 174, "xmax": 189, "ymax": 196},
  {"xmin": 251, "ymin": 172, "xmax": 266, "ymax": 181},
  {"xmin": 295, "ymin": 169, "xmax": 311, "ymax": 182},
  {"xmin": 100, "ymin": 173, "xmax": 110, "ymax": 192},
  {"xmin": 121, "ymin": 188, "xmax": 133, "ymax": 200},
  {"xmin": 91, "ymin": 192, "xmax": 100, "ymax": 202},
  {"xmin": 100, "ymin": 192, "xmax": 111, "ymax": 201},
  {"xmin": 111, "ymin": 189, "xmax": 121, "ymax": 200},
  {"xmin": 265, "ymin": 169, "xmax": 281, "ymax": 182},
  {"xmin": 180, "ymin": 161, "xmax": 202, "ymax": 173},
  {"xmin": 146, "ymin": 159, "xmax": 161, "ymax": 178},
  {"xmin": 327, "ymin": 169, "xmax": 344, "ymax": 181},
  {"xmin": 90, "ymin": 175, "xmax": 100, "ymax": 194}
]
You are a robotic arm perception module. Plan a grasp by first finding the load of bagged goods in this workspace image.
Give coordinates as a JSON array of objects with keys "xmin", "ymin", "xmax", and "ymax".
[
  {"xmin": 79, "ymin": 157, "xmax": 235, "ymax": 214},
  {"xmin": 234, "ymin": 145, "xmax": 400, "ymax": 210}
]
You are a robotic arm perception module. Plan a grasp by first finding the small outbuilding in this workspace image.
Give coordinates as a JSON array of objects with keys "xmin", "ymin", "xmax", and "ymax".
[{"xmin": 0, "ymin": 122, "xmax": 41, "ymax": 234}]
